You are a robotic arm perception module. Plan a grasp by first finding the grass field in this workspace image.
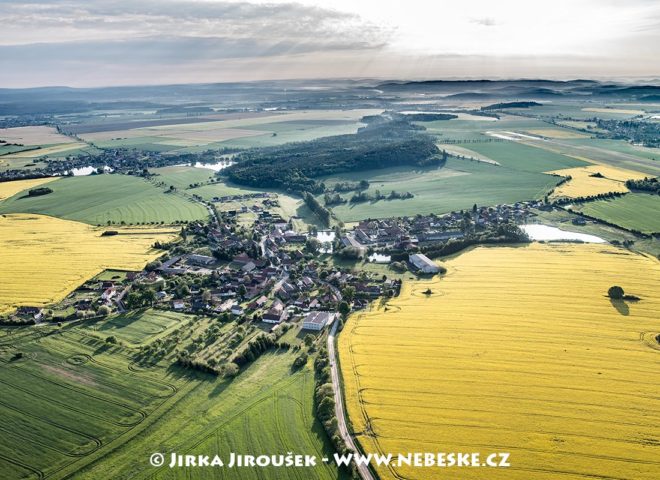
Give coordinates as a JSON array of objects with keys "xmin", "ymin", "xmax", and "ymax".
[
  {"xmin": 320, "ymin": 158, "xmax": 560, "ymax": 222},
  {"xmin": 0, "ymin": 126, "xmax": 77, "ymax": 146},
  {"xmin": 548, "ymin": 164, "xmax": 648, "ymax": 198},
  {"xmin": 0, "ymin": 214, "xmax": 177, "ymax": 314},
  {"xmin": 438, "ymin": 144, "xmax": 499, "ymax": 164},
  {"xmin": 489, "ymin": 135, "xmax": 660, "ymax": 176},
  {"xmin": 0, "ymin": 174, "xmax": 208, "ymax": 225},
  {"xmin": 81, "ymin": 109, "xmax": 378, "ymax": 153},
  {"xmin": 463, "ymin": 141, "xmax": 588, "ymax": 173},
  {"xmin": 0, "ymin": 327, "xmax": 181, "ymax": 478},
  {"xmin": 339, "ymin": 243, "xmax": 660, "ymax": 480},
  {"xmin": 93, "ymin": 309, "xmax": 186, "ymax": 346},
  {"xmin": 0, "ymin": 144, "xmax": 38, "ymax": 156},
  {"xmin": 0, "ymin": 300, "xmax": 345, "ymax": 480},
  {"xmin": 150, "ymin": 166, "xmax": 217, "ymax": 190},
  {"xmin": 571, "ymin": 193, "xmax": 660, "ymax": 234},
  {"xmin": 524, "ymin": 128, "xmax": 590, "ymax": 139},
  {"xmin": 0, "ymin": 177, "xmax": 59, "ymax": 201}
]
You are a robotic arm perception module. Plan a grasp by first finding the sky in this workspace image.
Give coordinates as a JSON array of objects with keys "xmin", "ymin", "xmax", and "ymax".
[{"xmin": 1, "ymin": 0, "xmax": 659, "ymax": 87}]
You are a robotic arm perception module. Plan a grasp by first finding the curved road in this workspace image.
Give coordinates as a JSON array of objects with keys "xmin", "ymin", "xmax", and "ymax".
[{"xmin": 327, "ymin": 321, "xmax": 376, "ymax": 480}]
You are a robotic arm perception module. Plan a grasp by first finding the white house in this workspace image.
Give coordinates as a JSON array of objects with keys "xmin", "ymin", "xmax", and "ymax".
[
  {"xmin": 409, "ymin": 253, "xmax": 440, "ymax": 274},
  {"xmin": 302, "ymin": 311, "xmax": 337, "ymax": 331}
]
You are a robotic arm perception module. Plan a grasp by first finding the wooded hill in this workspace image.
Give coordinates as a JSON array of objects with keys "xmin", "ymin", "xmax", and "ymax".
[{"xmin": 223, "ymin": 114, "xmax": 444, "ymax": 193}]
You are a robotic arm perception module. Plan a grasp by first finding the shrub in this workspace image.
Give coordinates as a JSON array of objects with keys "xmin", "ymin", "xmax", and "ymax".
[{"xmin": 293, "ymin": 352, "xmax": 308, "ymax": 369}]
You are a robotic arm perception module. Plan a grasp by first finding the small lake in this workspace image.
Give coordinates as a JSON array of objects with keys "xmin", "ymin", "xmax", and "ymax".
[
  {"xmin": 522, "ymin": 224, "xmax": 605, "ymax": 243},
  {"xmin": 316, "ymin": 231, "xmax": 336, "ymax": 253},
  {"xmin": 193, "ymin": 161, "xmax": 235, "ymax": 172},
  {"xmin": 368, "ymin": 253, "xmax": 391, "ymax": 263},
  {"xmin": 64, "ymin": 165, "xmax": 113, "ymax": 176}
]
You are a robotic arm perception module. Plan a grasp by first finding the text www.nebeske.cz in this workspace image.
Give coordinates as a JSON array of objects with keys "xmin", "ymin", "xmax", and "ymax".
[{"xmin": 151, "ymin": 452, "xmax": 511, "ymax": 469}]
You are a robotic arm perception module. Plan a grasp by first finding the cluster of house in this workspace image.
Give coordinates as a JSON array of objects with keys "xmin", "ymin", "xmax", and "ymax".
[
  {"xmin": 341, "ymin": 201, "xmax": 539, "ymax": 252},
  {"xmin": 151, "ymin": 246, "xmax": 396, "ymax": 331}
]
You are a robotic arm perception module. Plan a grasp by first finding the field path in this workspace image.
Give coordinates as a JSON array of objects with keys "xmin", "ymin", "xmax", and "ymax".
[{"xmin": 328, "ymin": 321, "xmax": 376, "ymax": 480}]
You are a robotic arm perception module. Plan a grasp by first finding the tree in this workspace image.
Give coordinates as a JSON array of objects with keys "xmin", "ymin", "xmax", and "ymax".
[
  {"xmin": 145, "ymin": 260, "xmax": 161, "ymax": 271},
  {"xmin": 125, "ymin": 292, "xmax": 142, "ymax": 308},
  {"xmin": 305, "ymin": 237, "xmax": 322, "ymax": 254},
  {"xmin": 608, "ymin": 286, "xmax": 624, "ymax": 300},
  {"xmin": 317, "ymin": 396, "xmax": 335, "ymax": 421},
  {"xmin": 105, "ymin": 336, "xmax": 117, "ymax": 344},
  {"xmin": 142, "ymin": 289, "xmax": 156, "ymax": 306},
  {"xmin": 341, "ymin": 286, "xmax": 355, "ymax": 302},
  {"xmin": 303, "ymin": 334, "xmax": 315, "ymax": 347},
  {"xmin": 338, "ymin": 301, "xmax": 350, "ymax": 318},
  {"xmin": 238, "ymin": 284, "xmax": 247, "ymax": 298},
  {"xmin": 97, "ymin": 305, "xmax": 111, "ymax": 316},
  {"xmin": 224, "ymin": 363, "xmax": 239, "ymax": 378}
]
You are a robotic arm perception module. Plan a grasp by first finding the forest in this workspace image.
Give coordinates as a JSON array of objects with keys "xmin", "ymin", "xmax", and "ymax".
[{"xmin": 223, "ymin": 114, "xmax": 444, "ymax": 193}]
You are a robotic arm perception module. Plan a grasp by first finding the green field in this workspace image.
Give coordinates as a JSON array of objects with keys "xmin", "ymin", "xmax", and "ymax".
[
  {"xmin": 489, "ymin": 135, "xmax": 660, "ymax": 176},
  {"xmin": 94, "ymin": 309, "xmax": 185, "ymax": 345},
  {"xmin": 0, "ymin": 174, "xmax": 208, "ymax": 225},
  {"xmin": 0, "ymin": 312, "xmax": 344, "ymax": 480},
  {"xmin": 320, "ymin": 158, "xmax": 560, "ymax": 222},
  {"xmin": 0, "ymin": 145, "xmax": 38, "ymax": 156},
  {"xmin": 462, "ymin": 140, "xmax": 587, "ymax": 172},
  {"xmin": 218, "ymin": 119, "xmax": 364, "ymax": 149},
  {"xmin": 571, "ymin": 193, "xmax": 660, "ymax": 234},
  {"xmin": 84, "ymin": 110, "xmax": 374, "ymax": 153},
  {"xmin": 0, "ymin": 324, "xmax": 184, "ymax": 479},
  {"xmin": 151, "ymin": 166, "xmax": 217, "ymax": 190}
]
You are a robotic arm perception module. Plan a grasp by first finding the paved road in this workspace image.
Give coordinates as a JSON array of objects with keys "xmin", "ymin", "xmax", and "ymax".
[{"xmin": 327, "ymin": 321, "xmax": 376, "ymax": 480}]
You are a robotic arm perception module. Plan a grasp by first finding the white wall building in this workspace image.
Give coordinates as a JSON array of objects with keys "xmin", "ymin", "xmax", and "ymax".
[
  {"xmin": 409, "ymin": 253, "xmax": 440, "ymax": 273},
  {"xmin": 302, "ymin": 311, "xmax": 336, "ymax": 331}
]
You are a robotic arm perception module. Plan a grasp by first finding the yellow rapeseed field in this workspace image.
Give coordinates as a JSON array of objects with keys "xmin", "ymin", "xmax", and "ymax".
[
  {"xmin": 0, "ymin": 177, "xmax": 59, "ymax": 201},
  {"xmin": 339, "ymin": 243, "xmax": 660, "ymax": 480},
  {"xmin": 0, "ymin": 213, "xmax": 177, "ymax": 314},
  {"xmin": 548, "ymin": 164, "xmax": 649, "ymax": 198},
  {"xmin": 524, "ymin": 128, "xmax": 590, "ymax": 139}
]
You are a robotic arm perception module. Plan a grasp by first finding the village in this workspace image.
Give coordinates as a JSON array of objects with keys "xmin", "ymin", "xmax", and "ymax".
[{"xmin": 8, "ymin": 196, "xmax": 543, "ymax": 337}]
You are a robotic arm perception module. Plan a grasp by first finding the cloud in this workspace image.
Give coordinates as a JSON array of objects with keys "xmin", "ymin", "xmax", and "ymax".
[
  {"xmin": 470, "ymin": 17, "xmax": 498, "ymax": 27},
  {"xmin": 0, "ymin": 0, "xmax": 391, "ymax": 46},
  {"xmin": 0, "ymin": 36, "xmax": 384, "ymax": 65},
  {"xmin": 0, "ymin": 0, "xmax": 658, "ymax": 86},
  {"xmin": 0, "ymin": 0, "xmax": 393, "ymax": 86}
]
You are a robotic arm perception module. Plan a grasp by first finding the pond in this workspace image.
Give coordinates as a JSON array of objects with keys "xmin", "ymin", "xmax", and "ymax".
[
  {"xmin": 368, "ymin": 253, "xmax": 391, "ymax": 263},
  {"xmin": 193, "ymin": 161, "xmax": 235, "ymax": 172},
  {"xmin": 316, "ymin": 230, "xmax": 335, "ymax": 253},
  {"xmin": 64, "ymin": 165, "xmax": 113, "ymax": 176},
  {"xmin": 521, "ymin": 224, "xmax": 605, "ymax": 243}
]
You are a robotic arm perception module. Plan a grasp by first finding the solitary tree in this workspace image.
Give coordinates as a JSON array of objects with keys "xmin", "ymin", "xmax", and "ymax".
[{"xmin": 608, "ymin": 286, "xmax": 624, "ymax": 300}]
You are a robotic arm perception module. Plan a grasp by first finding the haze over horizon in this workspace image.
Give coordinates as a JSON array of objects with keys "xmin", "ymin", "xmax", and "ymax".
[{"xmin": 1, "ymin": 0, "xmax": 659, "ymax": 88}]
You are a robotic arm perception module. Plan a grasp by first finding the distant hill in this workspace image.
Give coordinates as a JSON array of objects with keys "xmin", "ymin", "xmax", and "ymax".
[{"xmin": 482, "ymin": 101, "xmax": 543, "ymax": 110}]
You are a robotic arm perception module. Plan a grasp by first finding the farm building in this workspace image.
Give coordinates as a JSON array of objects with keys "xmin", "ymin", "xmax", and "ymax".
[
  {"xmin": 409, "ymin": 253, "xmax": 440, "ymax": 273},
  {"xmin": 186, "ymin": 254, "xmax": 215, "ymax": 266},
  {"xmin": 302, "ymin": 311, "xmax": 337, "ymax": 331}
]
